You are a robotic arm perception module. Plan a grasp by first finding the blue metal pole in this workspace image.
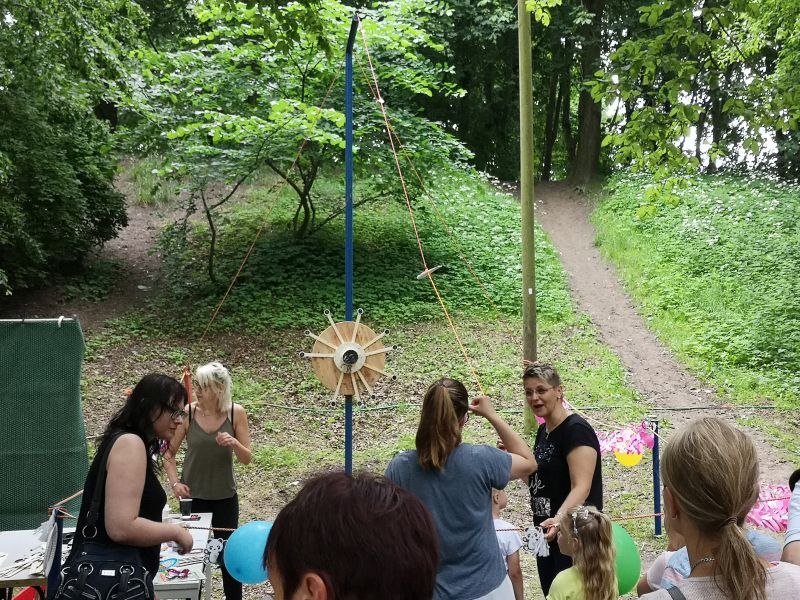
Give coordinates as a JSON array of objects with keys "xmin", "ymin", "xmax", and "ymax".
[
  {"xmin": 343, "ymin": 14, "xmax": 359, "ymax": 475},
  {"xmin": 652, "ymin": 418, "xmax": 663, "ymax": 536}
]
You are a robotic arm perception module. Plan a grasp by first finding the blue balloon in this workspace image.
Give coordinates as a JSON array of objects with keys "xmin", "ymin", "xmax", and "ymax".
[{"xmin": 223, "ymin": 521, "xmax": 272, "ymax": 584}]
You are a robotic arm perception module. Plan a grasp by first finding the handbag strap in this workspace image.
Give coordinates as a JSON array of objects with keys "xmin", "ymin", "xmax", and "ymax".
[
  {"xmin": 82, "ymin": 432, "xmax": 124, "ymax": 540},
  {"xmin": 667, "ymin": 586, "xmax": 688, "ymax": 600}
]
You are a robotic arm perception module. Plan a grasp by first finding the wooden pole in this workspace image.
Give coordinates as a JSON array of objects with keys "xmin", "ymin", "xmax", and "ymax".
[
  {"xmin": 519, "ymin": 2, "xmax": 536, "ymax": 362},
  {"xmin": 518, "ymin": 1, "xmax": 537, "ymax": 436}
]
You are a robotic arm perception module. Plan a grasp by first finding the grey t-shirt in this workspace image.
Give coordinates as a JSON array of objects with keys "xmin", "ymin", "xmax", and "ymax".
[
  {"xmin": 386, "ymin": 444, "xmax": 512, "ymax": 600},
  {"xmin": 642, "ymin": 561, "xmax": 800, "ymax": 599}
]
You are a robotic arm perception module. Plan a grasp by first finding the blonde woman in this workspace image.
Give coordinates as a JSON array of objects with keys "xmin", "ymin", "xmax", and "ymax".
[
  {"xmin": 386, "ymin": 378, "xmax": 536, "ymax": 600},
  {"xmin": 165, "ymin": 362, "xmax": 252, "ymax": 600},
  {"xmin": 548, "ymin": 505, "xmax": 617, "ymax": 600},
  {"xmin": 641, "ymin": 417, "xmax": 800, "ymax": 600}
]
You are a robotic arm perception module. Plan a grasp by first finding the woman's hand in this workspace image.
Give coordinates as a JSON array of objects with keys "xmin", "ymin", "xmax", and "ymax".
[
  {"xmin": 469, "ymin": 395, "xmax": 498, "ymax": 419},
  {"xmin": 216, "ymin": 432, "xmax": 238, "ymax": 448},
  {"xmin": 540, "ymin": 516, "xmax": 559, "ymax": 541},
  {"xmin": 172, "ymin": 525, "xmax": 194, "ymax": 555},
  {"xmin": 172, "ymin": 482, "xmax": 191, "ymax": 500}
]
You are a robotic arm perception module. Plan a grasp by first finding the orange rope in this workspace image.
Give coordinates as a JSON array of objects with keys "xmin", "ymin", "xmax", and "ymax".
[
  {"xmin": 357, "ymin": 27, "xmax": 484, "ymax": 394},
  {"xmin": 353, "ymin": 57, "xmax": 504, "ymax": 316}
]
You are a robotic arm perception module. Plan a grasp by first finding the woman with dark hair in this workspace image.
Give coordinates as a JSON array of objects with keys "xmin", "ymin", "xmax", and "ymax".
[
  {"xmin": 641, "ymin": 417, "xmax": 800, "ymax": 599},
  {"xmin": 386, "ymin": 378, "xmax": 536, "ymax": 600},
  {"xmin": 67, "ymin": 373, "xmax": 194, "ymax": 577},
  {"xmin": 264, "ymin": 471, "xmax": 439, "ymax": 600}
]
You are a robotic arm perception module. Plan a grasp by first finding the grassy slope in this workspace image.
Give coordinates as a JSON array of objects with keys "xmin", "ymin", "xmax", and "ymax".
[{"xmin": 593, "ymin": 173, "xmax": 800, "ymax": 463}]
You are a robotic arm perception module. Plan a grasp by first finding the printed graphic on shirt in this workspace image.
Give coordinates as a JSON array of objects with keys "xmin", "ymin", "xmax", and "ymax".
[
  {"xmin": 529, "ymin": 473, "xmax": 550, "ymax": 517},
  {"xmin": 535, "ymin": 437, "xmax": 556, "ymax": 463},
  {"xmin": 532, "ymin": 496, "xmax": 551, "ymax": 518},
  {"xmin": 529, "ymin": 473, "xmax": 544, "ymax": 496}
]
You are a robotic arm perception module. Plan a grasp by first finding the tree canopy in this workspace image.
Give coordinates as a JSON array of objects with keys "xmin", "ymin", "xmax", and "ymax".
[
  {"xmin": 0, "ymin": 0, "xmax": 798, "ymax": 293},
  {"xmin": 0, "ymin": 0, "xmax": 144, "ymax": 293},
  {"xmin": 124, "ymin": 0, "xmax": 469, "ymax": 280},
  {"xmin": 593, "ymin": 0, "xmax": 800, "ymax": 180}
]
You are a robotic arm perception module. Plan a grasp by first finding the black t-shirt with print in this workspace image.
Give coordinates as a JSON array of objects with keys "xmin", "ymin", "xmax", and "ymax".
[{"xmin": 527, "ymin": 413, "xmax": 603, "ymax": 525}]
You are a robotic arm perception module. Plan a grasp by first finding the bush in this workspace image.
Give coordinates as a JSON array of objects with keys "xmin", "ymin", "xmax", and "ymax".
[
  {"xmin": 0, "ymin": 89, "xmax": 127, "ymax": 294},
  {"xmin": 594, "ymin": 173, "xmax": 800, "ymax": 405}
]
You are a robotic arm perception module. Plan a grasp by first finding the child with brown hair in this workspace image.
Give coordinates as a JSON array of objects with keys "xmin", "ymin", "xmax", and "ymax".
[{"xmin": 547, "ymin": 505, "xmax": 617, "ymax": 600}]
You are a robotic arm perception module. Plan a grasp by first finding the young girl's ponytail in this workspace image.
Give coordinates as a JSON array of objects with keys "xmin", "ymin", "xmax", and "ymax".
[{"xmin": 415, "ymin": 378, "xmax": 468, "ymax": 470}]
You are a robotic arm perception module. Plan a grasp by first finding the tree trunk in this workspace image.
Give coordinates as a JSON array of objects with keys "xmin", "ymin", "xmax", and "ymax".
[
  {"xmin": 707, "ymin": 64, "xmax": 733, "ymax": 174},
  {"xmin": 570, "ymin": 0, "xmax": 605, "ymax": 184},
  {"xmin": 560, "ymin": 64, "xmax": 575, "ymax": 165},
  {"xmin": 695, "ymin": 103, "xmax": 706, "ymax": 167},
  {"xmin": 541, "ymin": 72, "xmax": 560, "ymax": 181}
]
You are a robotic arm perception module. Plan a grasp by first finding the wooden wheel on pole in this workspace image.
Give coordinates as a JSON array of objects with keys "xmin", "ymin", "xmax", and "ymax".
[{"xmin": 300, "ymin": 309, "xmax": 395, "ymax": 402}]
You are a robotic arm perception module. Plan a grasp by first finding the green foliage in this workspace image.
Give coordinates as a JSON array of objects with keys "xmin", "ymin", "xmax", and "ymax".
[
  {"xmin": 126, "ymin": 0, "xmax": 468, "ymax": 250},
  {"xmin": 525, "ymin": 0, "xmax": 563, "ymax": 27},
  {"xmin": 594, "ymin": 173, "xmax": 800, "ymax": 406},
  {"xmin": 150, "ymin": 167, "xmax": 574, "ymax": 332},
  {"xmin": 63, "ymin": 258, "xmax": 125, "ymax": 302},
  {"xmin": 0, "ymin": 0, "xmax": 141, "ymax": 294},
  {"xmin": 593, "ymin": 0, "xmax": 800, "ymax": 178},
  {"xmin": 415, "ymin": 0, "xmax": 521, "ymax": 180},
  {"xmin": 0, "ymin": 92, "xmax": 127, "ymax": 293},
  {"xmin": 127, "ymin": 157, "xmax": 180, "ymax": 206}
]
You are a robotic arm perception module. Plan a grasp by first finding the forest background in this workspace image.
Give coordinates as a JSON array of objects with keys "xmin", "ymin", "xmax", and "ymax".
[{"xmin": 1, "ymin": 0, "xmax": 799, "ymax": 598}]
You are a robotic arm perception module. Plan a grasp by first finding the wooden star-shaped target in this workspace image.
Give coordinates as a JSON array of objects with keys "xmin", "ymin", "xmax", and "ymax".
[{"xmin": 299, "ymin": 309, "xmax": 396, "ymax": 402}]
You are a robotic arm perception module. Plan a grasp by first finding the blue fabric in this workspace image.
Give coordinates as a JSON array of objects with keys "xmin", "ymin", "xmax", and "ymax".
[
  {"xmin": 660, "ymin": 529, "xmax": 782, "ymax": 589},
  {"xmin": 46, "ymin": 509, "xmax": 65, "ymax": 600},
  {"xmin": 386, "ymin": 444, "xmax": 511, "ymax": 600}
]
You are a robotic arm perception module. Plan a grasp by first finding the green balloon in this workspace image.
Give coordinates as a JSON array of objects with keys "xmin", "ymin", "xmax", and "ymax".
[{"xmin": 612, "ymin": 522, "xmax": 641, "ymax": 595}]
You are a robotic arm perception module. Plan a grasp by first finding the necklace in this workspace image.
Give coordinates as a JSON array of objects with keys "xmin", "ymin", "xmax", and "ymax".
[
  {"xmin": 689, "ymin": 556, "xmax": 715, "ymax": 575},
  {"xmin": 196, "ymin": 404, "xmax": 219, "ymax": 417}
]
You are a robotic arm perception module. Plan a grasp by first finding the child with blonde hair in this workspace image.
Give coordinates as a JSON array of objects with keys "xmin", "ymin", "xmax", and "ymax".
[{"xmin": 548, "ymin": 505, "xmax": 617, "ymax": 600}]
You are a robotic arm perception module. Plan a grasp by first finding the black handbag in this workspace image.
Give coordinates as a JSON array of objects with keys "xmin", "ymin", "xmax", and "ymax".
[{"xmin": 52, "ymin": 437, "xmax": 154, "ymax": 600}]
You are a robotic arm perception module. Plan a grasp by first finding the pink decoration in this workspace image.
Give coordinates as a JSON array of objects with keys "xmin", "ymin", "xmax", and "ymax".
[
  {"xmin": 596, "ymin": 421, "xmax": 655, "ymax": 456},
  {"xmin": 535, "ymin": 415, "xmax": 545, "ymax": 425},
  {"xmin": 746, "ymin": 484, "xmax": 791, "ymax": 533}
]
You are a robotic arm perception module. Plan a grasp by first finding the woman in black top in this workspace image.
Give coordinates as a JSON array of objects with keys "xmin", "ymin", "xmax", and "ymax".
[
  {"xmin": 69, "ymin": 374, "xmax": 193, "ymax": 575},
  {"xmin": 523, "ymin": 362, "xmax": 603, "ymax": 596}
]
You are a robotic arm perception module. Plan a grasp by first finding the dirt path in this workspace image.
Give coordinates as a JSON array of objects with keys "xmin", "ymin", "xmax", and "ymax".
[
  {"xmin": 533, "ymin": 181, "xmax": 792, "ymax": 484},
  {"xmin": 0, "ymin": 200, "xmax": 169, "ymax": 333}
]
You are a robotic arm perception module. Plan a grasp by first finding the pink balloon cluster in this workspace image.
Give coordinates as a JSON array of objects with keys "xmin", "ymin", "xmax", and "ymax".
[
  {"xmin": 746, "ymin": 484, "xmax": 791, "ymax": 533},
  {"xmin": 596, "ymin": 422, "xmax": 656, "ymax": 456}
]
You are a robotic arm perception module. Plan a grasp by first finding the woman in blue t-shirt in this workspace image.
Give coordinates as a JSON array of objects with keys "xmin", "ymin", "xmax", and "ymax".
[
  {"xmin": 386, "ymin": 378, "xmax": 536, "ymax": 600},
  {"xmin": 523, "ymin": 362, "xmax": 603, "ymax": 596}
]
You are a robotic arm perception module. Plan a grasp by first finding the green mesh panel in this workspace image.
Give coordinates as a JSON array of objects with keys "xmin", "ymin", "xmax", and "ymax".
[{"xmin": 0, "ymin": 318, "xmax": 88, "ymax": 530}]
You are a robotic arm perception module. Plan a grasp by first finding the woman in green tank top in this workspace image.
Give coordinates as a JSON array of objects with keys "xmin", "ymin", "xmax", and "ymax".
[{"xmin": 164, "ymin": 361, "xmax": 252, "ymax": 600}]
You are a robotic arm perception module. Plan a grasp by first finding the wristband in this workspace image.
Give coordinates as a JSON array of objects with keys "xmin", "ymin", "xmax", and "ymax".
[{"xmin": 171, "ymin": 482, "xmax": 180, "ymax": 489}]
